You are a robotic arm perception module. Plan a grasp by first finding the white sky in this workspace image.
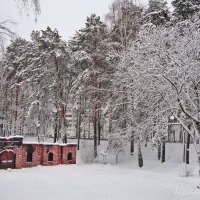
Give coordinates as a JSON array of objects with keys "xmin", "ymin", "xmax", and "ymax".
[{"xmin": 0, "ymin": 0, "xmax": 171, "ymax": 42}]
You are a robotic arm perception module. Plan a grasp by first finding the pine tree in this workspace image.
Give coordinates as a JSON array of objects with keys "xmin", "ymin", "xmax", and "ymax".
[
  {"xmin": 69, "ymin": 14, "xmax": 110, "ymax": 158},
  {"xmin": 30, "ymin": 27, "xmax": 72, "ymax": 142},
  {"xmin": 0, "ymin": 38, "xmax": 33, "ymax": 136},
  {"xmin": 0, "ymin": 27, "xmax": 73, "ymax": 141},
  {"xmin": 143, "ymin": 0, "xmax": 170, "ymax": 26},
  {"xmin": 172, "ymin": 0, "xmax": 200, "ymax": 20}
]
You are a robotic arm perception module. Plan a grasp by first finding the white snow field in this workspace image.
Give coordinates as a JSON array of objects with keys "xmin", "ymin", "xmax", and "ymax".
[{"xmin": 0, "ymin": 143, "xmax": 200, "ymax": 200}]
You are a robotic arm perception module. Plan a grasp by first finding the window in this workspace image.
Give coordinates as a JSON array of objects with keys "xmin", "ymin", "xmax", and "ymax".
[
  {"xmin": 67, "ymin": 152, "xmax": 72, "ymax": 161},
  {"xmin": 48, "ymin": 153, "xmax": 53, "ymax": 162},
  {"xmin": 27, "ymin": 153, "xmax": 32, "ymax": 162}
]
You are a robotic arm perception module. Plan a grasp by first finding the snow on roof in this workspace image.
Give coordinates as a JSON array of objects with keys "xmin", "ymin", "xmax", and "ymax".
[
  {"xmin": 0, "ymin": 135, "xmax": 24, "ymax": 140},
  {"xmin": 42, "ymin": 142, "xmax": 59, "ymax": 146},
  {"xmin": 0, "ymin": 149, "xmax": 15, "ymax": 154},
  {"xmin": 59, "ymin": 143, "xmax": 77, "ymax": 146},
  {"xmin": 23, "ymin": 142, "xmax": 39, "ymax": 145},
  {"xmin": 23, "ymin": 141, "xmax": 77, "ymax": 146},
  {"xmin": 0, "ymin": 136, "xmax": 77, "ymax": 146},
  {"xmin": 66, "ymin": 143, "xmax": 77, "ymax": 146}
]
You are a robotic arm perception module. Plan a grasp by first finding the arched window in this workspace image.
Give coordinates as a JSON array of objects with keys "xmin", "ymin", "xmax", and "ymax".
[
  {"xmin": 27, "ymin": 153, "xmax": 32, "ymax": 162},
  {"xmin": 48, "ymin": 153, "xmax": 53, "ymax": 162},
  {"xmin": 67, "ymin": 152, "xmax": 72, "ymax": 161}
]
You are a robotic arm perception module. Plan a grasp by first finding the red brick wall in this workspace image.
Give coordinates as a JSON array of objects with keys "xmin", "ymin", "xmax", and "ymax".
[
  {"xmin": 15, "ymin": 147, "xmax": 23, "ymax": 169},
  {"xmin": 22, "ymin": 144, "xmax": 39, "ymax": 168},
  {"xmin": 12, "ymin": 143, "xmax": 77, "ymax": 169},
  {"xmin": 42, "ymin": 145, "xmax": 60, "ymax": 166},
  {"xmin": 61, "ymin": 145, "xmax": 76, "ymax": 164},
  {"xmin": 37, "ymin": 144, "xmax": 43, "ymax": 165}
]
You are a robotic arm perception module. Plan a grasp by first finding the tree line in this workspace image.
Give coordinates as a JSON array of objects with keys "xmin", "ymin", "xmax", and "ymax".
[{"xmin": 0, "ymin": 0, "xmax": 200, "ymax": 171}]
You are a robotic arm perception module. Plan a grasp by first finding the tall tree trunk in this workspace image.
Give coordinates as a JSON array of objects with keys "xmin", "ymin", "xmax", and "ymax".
[
  {"xmin": 161, "ymin": 137, "xmax": 166, "ymax": 163},
  {"xmin": 108, "ymin": 102, "xmax": 113, "ymax": 135},
  {"xmin": 158, "ymin": 140, "xmax": 161, "ymax": 160},
  {"xmin": 97, "ymin": 81, "xmax": 101, "ymax": 145},
  {"xmin": 14, "ymin": 80, "xmax": 20, "ymax": 135},
  {"xmin": 97, "ymin": 108, "xmax": 101, "ymax": 145},
  {"xmin": 9, "ymin": 92, "xmax": 14, "ymax": 136},
  {"xmin": 54, "ymin": 111, "xmax": 58, "ymax": 143},
  {"xmin": 36, "ymin": 94, "xmax": 41, "ymax": 143},
  {"xmin": 2, "ymin": 86, "xmax": 8, "ymax": 136},
  {"xmin": 61, "ymin": 104, "xmax": 67, "ymax": 142},
  {"xmin": 183, "ymin": 131, "xmax": 186, "ymax": 163},
  {"xmin": 76, "ymin": 109, "xmax": 79, "ymax": 139},
  {"xmin": 130, "ymin": 131, "xmax": 134, "ymax": 155},
  {"xmin": 88, "ymin": 116, "xmax": 91, "ymax": 139},
  {"xmin": 186, "ymin": 124, "xmax": 191, "ymax": 164},
  {"xmin": 54, "ymin": 127, "xmax": 57, "ymax": 143},
  {"xmin": 186, "ymin": 133, "xmax": 190, "ymax": 164},
  {"xmin": 63, "ymin": 134, "xmax": 67, "ymax": 144},
  {"xmin": 93, "ymin": 106, "xmax": 97, "ymax": 158},
  {"xmin": 77, "ymin": 110, "xmax": 81, "ymax": 150},
  {"xmin": 168, "ymin": 117, "xmax": 171, "ymax": 142},
  {"xmin": 77, "ymin": 95, "xmax": 82, "ymax": 150},
  {"xmin": 54, "ymin": 55, "xmax": 66, "ymax": 141},
  {"xmin": 138, "ymin": 141, "xmax": 143, "ymax": 168},
  {"xmin": 93, "ymin": 72, "xmax": 98, "ymax": 158}
]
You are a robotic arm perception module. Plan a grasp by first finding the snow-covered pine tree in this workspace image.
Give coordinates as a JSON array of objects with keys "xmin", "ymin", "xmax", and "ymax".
[
  {"xmin": 172, "ymin": 0, "xmax": 200, "ymax": 20},
  {"xmin": 143, "ymin": 0, "xmax": 170, "ymax": 26},
  {"xmin": 0, "ymin": 38, "xmax": 33, "ymax": 136},
  {"xmin": 0, "ymin": 27, "xmax": 73, "ymax": 141},
  {"xmin": 30, "ymin": 27, "xmax": 72, "ymax": 142},
  {"xmin": 69, "ymin": 14, "xmax": 111, "ymax": 158}
]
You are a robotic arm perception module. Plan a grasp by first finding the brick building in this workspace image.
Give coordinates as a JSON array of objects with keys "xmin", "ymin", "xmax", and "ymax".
[{"xmin": 0, "ymin": 136, "xmax": 77, "ymax": 169}]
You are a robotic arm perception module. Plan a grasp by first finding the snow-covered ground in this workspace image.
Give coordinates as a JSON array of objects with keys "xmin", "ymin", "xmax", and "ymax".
[{"xmin": 0, "ymin": 142, "xmax": 200, "ymax": 200}]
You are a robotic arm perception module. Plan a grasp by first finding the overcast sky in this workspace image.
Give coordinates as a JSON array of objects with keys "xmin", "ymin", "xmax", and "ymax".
[{"xmin": 0, "ymin": 0, "xmax": 171, "ymax": 42}]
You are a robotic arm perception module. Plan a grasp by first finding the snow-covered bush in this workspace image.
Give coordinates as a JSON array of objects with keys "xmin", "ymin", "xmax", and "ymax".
[{"xmin": 101, "ymin": 132, "xmax": 127, "ymax": 164}]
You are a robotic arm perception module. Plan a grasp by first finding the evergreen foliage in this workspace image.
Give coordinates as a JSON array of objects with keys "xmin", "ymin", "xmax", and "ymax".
[
  {"xmin": 172, "ymin": 0, "xmax": 200, "ymax": 20},
  {"xmin": 143, "ymin": 0, "xmax": 170, "ymax": 26}
]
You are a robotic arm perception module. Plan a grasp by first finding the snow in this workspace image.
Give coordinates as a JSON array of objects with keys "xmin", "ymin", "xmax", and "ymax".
[
  {"xmin": 66, "ymin": 143, "xmax": 77, "ymax": 146},
  {"xmin": 0, "ymin": 143, "xmax": 199, "ymax": 200},
  {"xmin": 59, "ymin": 143, "xmax": 77, "ymax": 146},
  {"xmin": 23, "ymin": 136, "xmax": 77, "ymax": 146},
  {"xmin": 0, "ymin": 135, "xmax": 24, "ymax": 140},
  {"xmin": 23, "ymin": 142, "xmax": 39, "ymax": 145},
  {"xmin": 41, "ymin": 142, "xmax": 59, "ymax": 145},
  {"xmin": 0, "ymin": 149, "xmax": 15, "ymax": 154},
  {"xmin": 23, "ymin": 142, "xmax": 77, "ymax": 146}
]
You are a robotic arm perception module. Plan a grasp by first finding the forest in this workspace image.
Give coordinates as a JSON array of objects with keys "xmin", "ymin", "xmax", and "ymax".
[{"xmin": 0, "ymin": 0, "xmax": 200, "ymax": 172}]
